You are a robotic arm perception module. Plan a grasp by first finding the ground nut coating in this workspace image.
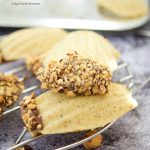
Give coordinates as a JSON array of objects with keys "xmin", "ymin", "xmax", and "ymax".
[
  {"xmin": 0, "ymin": 73, "xmax": 24, "ymax": 119},
  {"xmin": 20, "ymin": 93, "xmax": 43, "ymax": 136},
  {"xmin": 29, "ymin": 58, "xmax": 43, "ymax": 75},
  {"xmin": 37, "ymin": 52, "xmax": 112, "ymax": 97}
]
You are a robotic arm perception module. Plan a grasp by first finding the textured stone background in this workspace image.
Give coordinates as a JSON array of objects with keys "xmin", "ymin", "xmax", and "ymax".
[{"xmin": 0, "ymin": 23, "xmax": 150, "ymax": 150}]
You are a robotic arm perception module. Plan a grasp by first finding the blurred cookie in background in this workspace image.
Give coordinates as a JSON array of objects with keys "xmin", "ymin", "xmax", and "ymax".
[
  {"xmin": 97, "ymin": 0, "xmax": 149, "ymax": 18},
  {"xmin": 0, "ymin": 28, "xmax": 67, "ymax": 66}
]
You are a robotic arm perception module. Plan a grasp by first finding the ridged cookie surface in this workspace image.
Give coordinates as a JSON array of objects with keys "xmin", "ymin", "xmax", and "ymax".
[
  {"xmin": 34, "ymin": 83, "xmax": 137, "ymax": 135},
  {"xmin": 98, "ymin": 0, "xmax": 148, "ymax": 18},
  {"xmin": 43, "ymin": 31, "xmax": 120, "ymax": 73},
  {"xmin": 0, "ymin": 28, "xmax": 67, "ymax": 64}
]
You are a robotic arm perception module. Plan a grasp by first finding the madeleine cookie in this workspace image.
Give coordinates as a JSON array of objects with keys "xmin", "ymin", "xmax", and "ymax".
[
  {"xmin": 0, "ymin": 28, "xmax": 67, "ymax": 65},
  {"xmin": 20, "ymin": 83, "xmax": 137, "ymax": 136},
  {"xmin": 41, "ymin": 31, "xmax": 120, "ymax": 73},
  {"xmin": 97, "ymin": 0, "xmax": 148, "ymax": 18},
  {"xmin": 38, "ymin": 52, "xmax": 112, "ymax": 97},
  {"xmin": 0, "ymin": 73, "xmax": 24, "ymax": 119}
]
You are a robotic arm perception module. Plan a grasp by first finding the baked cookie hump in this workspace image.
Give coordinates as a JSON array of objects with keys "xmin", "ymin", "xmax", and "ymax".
[
  {"xmin": 43, "ymin": 31, "xmax": 120, "ymax": 73},
  {"xmin": 0, "ymin": 28, "xmax": 67, "ymax": 65}
]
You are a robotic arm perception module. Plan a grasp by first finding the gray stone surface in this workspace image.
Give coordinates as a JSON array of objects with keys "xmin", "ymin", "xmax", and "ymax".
[{"xmin": 0, "ymin": 28, "xmax": 150, "ymax": 150}]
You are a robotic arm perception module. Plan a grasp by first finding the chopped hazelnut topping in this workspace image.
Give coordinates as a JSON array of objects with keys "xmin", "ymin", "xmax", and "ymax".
[
  {"xmin": 29, "ymin": 58, "xmax": 43, "ymax": 75},
  {"xmin": 83, "ymin": 130, "xmax": 103, "ymax": 150},
  {"xmin": 0, "ymin": 73, "xmax": 24, "ymax": 119},
  {"xmin": 20, "ymin": 93, "xmax": 43, "ymax": 136},
  {"xmin": 37, "ymin": 52, "xmax": 112, "ymax": 97}
]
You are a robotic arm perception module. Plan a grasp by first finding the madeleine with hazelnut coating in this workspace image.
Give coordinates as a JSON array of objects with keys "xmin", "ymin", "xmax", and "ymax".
[{"xmin": 20, "ymin": 83, "xmax": 137, "ymax": 136}]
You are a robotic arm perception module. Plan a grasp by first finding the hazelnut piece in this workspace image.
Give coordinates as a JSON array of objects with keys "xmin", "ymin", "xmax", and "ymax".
[{"xmin": 83, "ymin": 130, "xmax": 103, "ymax": 150}]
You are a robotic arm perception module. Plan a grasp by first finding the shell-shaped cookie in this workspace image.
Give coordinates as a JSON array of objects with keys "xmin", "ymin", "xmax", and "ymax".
[
  {"xmin": 0, "ymin": 28, "xmax": 67, "ymax": 64},
  {"xmin": 97, "ymin": 0, "xmax": 149, "ymax": 18}
]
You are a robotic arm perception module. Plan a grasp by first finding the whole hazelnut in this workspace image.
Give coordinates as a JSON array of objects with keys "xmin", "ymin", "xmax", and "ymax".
[{"xmin": 83, "ymin": 130, "xmax": 103, "ymax": 150}]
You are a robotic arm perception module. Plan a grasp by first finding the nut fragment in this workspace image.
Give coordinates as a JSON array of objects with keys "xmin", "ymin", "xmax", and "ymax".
[
  {"xmin": 83, "ymin": 130, "xmax": 103, "ymax": 150},
  {"xmin": 27, "ymin": 103, "xmax": 36, "ymax": 110},
  {"xmin": 0, "ymin": 73, "xmax": 24, "ymax": 119},
  {"xmin": 66, "ymin": 91, "xmax": 76, "ymax": 97},
  {"xmin": 20, "ymin": 93, "xmax": 43, "ymax": 136},
  {"xmin": 37, "ymin": 52, "xmax": 112, "ymax": 97},
  {"xmin": 29, "ymin": 58, "xmax": 43, "ymax": 75}
]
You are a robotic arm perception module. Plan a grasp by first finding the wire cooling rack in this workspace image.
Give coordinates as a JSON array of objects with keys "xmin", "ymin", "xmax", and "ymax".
[
  {"xmin": 0, "ymin": 60, "xmax": 148, "ymax": 150},
  {"xmin": 0, "ymin": 35, "xmax": 150, "ymax": 150}
]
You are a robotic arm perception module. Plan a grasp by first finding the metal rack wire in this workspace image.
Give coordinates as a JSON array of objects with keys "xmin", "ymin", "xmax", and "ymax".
[
  {"xmin": 3, "ymin": 60, "xmax": 149, "ymax": 150},
  {"xmin": 0, "ymin": 35, "xmax": 149, "ymax": 150},
  {"xmin": 1, "ymin": 62, "xmax": 128, "ymax": 117}
]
